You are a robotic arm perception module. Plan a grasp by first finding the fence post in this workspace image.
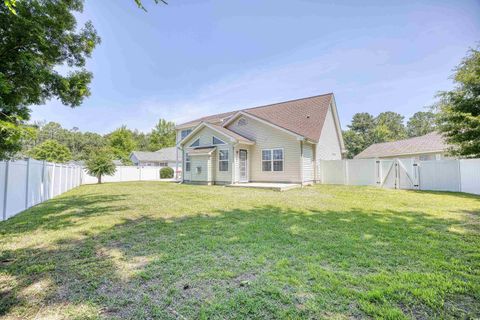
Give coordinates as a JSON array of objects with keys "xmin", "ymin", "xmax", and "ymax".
[
  {"xmin": 139, "ymin": 166, "xmax": 142, "ymax": 181},
  {"xmin": 25, "ymin": 158, "xmax": 31, "ymax": 209},
  {"xmin": 344, "ymin": 160, "xmax": 349, "ymax": 185},
  {"xmin": 2, "ymin": 161, "xmax": 9, "ymax": 221},
  {"xmin": 457, "ymin": 160, "xmax": 462, "ymax": 192},
  {"xmin": 41, "ymin": 160, "xmax": 46, "ymax": 202}
]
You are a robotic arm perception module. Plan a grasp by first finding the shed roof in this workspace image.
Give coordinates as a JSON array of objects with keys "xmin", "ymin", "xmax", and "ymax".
[{"xmin": 354, "ymin": 132, "xmax": 448, "ymax": 159}]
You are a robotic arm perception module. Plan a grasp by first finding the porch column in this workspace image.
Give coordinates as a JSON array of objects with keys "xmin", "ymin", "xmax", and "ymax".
[
  {"xmin": 231, "ymin": 144, "xmax": 235, "ymax": 184},
  {"xmin": 175, "ymin": 146, "xmax": 179, "ymax": 180}
]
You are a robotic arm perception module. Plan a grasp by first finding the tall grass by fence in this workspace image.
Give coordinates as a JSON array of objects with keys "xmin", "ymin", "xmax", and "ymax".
[
  {"xmin": 0, "ymin": 160, "xmax": 168, "ymax": 221},
  {"xmin": 319, "ymin": 158, "xmax": 480, "ymax": 195}
]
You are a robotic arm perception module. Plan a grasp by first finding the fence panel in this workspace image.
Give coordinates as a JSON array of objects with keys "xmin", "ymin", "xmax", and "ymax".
[
  {"xmin": 141, "ymin": 167, "xmax": 160, "ymax": 181},
  {"xmin": 0, "ymin": 162, "xmax": 5, "ymax": 220},
  {"xmin": 460, "ymin": 159, "xmax": 480, "ymax": 195},
  {"xmin": 27, "ymin": 160, "xmax": 44, "ymax": 207},
  {"xmin": 320, "ymin": 160, "xmax": 346, "ymax": 185},
  {"xmin": 5, "ymin": 161, "xmax": 28, "ymax": 219},
  {"xmin": 419, "ymin": 160, "xmax": 460, "ymax": 192},
  {"xmin": 121, "ymin": 167, "xmax": 141, "ymax": 181},
  {"xmin": 347, "ymin": 159, "xmax": 377, "ymax": 186}
]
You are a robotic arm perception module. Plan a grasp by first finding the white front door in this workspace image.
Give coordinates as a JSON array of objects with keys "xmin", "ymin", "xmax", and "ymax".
[{"xmin": 239, "ymin": 149, "xmax": 248, "ymax": 182}]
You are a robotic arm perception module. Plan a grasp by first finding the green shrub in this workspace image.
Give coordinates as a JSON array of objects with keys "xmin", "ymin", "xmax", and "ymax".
[{"xmin": 160, "ymin": 167, "xmax": 174, "ymax": 179}]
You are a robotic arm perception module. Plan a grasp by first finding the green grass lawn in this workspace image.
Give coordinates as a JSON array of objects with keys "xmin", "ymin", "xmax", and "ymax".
[{"xmin": 0, "ymin": 182, "xmax": 479, "ymax": 319}]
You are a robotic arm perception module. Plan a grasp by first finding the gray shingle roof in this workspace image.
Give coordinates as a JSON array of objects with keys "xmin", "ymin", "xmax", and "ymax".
[
  {"xmin": 354, "ymin": 132, "xmax": 448, "ymax": 159},
  {"xmin": 176, "ymin": 93, "xmax": 334, "ymax": 142},
  {"xmin": 131, "ymin": 147, "xmax": 181, "ymax": 162}
]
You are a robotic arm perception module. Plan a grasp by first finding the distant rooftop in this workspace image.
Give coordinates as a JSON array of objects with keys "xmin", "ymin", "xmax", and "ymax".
[{"xmin": 355, "ymin": 132, "xmax": 448, "ymax": 159}]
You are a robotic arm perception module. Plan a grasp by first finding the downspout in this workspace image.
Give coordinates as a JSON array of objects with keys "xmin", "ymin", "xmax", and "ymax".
[
  {"xmin": 300, "ymin": 140, "xmax": 304, "ymax": 186},
  {"xmin": 175, "ymin": 146, "xmax": 179, "ymax": 181}
]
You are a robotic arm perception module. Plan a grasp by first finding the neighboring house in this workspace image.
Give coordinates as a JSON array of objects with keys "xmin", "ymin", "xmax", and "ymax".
[
  {"xmin": 112, "ymin": 159, "xmax": 124, "ymax": 166},
  {"xmin": 130, "ymin": 147, "xmax": 182, "ymax": 168},
  {"xmin": 175, "ymin": 93, "xmax": 345, "ymax": 185},
  {"xmin": 354, "ymin": 132, "xmax": 449, "ymax": 160}
]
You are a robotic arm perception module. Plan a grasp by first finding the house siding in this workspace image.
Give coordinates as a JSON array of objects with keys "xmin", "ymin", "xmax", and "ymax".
[
  {"xmin": 303, "ymin": 143, "xmax": 314, "ymax": 182},
  {"xmin": 227, "ymin": 116, "xmax": 302, "ymax": 183},
  {"xmin": 181, "ymin": 126, "xmax": 234, "ymax": 184},
  {"xmin": 190, "ymin": 155, "xmax": 212, "ymax": 183},
  {"xmin": 316, "ymin": 105, "xmax": 342, "ymax": 180}
]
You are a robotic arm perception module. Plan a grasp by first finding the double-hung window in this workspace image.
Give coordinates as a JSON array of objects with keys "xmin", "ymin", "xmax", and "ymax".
[
  {"xmin": 262, "ymin": 148, "xmax": 283, "ymax": 172},
  {"xmin": 219, "ymin": 150, "xmax": 229, "ymax": 171},
  {"xmin": 181, "ymin": 129, "xmax": 192, "ymax": 140},
  {"xmin": 185, "ymin": 153, "xmax": 191, "ymax": 172}
]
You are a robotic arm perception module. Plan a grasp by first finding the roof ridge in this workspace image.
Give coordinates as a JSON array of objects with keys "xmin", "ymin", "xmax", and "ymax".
[
  {"xmin": 176, "ymin": 92, "xmax": 333, "ymax": 127},
  {"xmin": 240, "ymin": 92, "xmax": 333, "ymax": 113},
  {"xmin": 367, "ymin": 132, "xmax": 441, "ymax": 148}
]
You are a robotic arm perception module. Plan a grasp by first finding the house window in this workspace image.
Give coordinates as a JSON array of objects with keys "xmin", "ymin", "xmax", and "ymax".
[
  {"xmin": 237, "ymin": 118, "xmax": 247, "ymax": 126},
  {"xmin": 262, "ymin": 148, "xmax": 284, "ymax": 172},
  {"xmin": 212, "ymin": 136, "xmax": 226, "ymax": 145},
  {"xmin": 185, "ymin": 153, "xmax": 191, "ymax": 172},
  {"xmin": 196, "ymin": 166, "xmax": 202, "ymax": 174},
  {"xmin": 181, "ymin": 129, "xmax": 192, "ymax": 140},
  {"xmin": 219, "ymin": 150, "xmax": 229, "ymax": 171},
  {"xmin": 159, "ymin": 162, "xmax": 168, "ymax": 167},
  {"xmin": 190, "ymin": 139, "xmax": 200, "ymax": 147}
]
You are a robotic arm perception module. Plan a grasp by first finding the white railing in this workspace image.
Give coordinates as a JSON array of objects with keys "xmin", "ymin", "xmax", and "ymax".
[{"xmin": 319, "ymin": 158, "xmax": 480, "ymax": 195}]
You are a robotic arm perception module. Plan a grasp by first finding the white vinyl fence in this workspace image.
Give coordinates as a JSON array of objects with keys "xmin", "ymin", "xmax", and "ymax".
[
  {"xmin": 320, "ymin": 158, "xmax": 480, "ymax": 195},
  {"xmin": 81, "ymin": 166, "xmax": 165, "ymax": 184},
  {"xmin": 0, "ymin": 159, "xmax": 82, "ymax": 221},
  {"xmin": 0, "ymin": 160, "xmax": 169, "ymax": 221}
]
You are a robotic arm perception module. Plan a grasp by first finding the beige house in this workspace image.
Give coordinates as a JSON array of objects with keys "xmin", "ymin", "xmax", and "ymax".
[
  {"xmin": 354, "ymin": 132, "xmax": 449, "ymax": 160},
  {"xmin": 175, "ymin": 93, "xmax": 345, "ymax": 185}
]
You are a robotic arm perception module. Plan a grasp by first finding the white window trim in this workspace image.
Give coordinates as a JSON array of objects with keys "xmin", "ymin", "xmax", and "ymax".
[
  {"xmin": 185, "ymin": 153, "xmax": 191, "ymax": 172},
  {"xmin": 181, "ymin": 129, "xmax": 192, "ymax": 140},
  {"xmin": 261, "ymin": 148, "xmax": 284, "ymax": 172},
  {"xmin": 218, "ymin": 149, "xmax": 229, "ymax": 172}
]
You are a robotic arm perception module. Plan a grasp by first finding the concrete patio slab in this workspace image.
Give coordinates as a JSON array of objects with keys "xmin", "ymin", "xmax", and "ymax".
[{"xmin": 227, "ymin": 182, "xmax": 301, "ymax": 192}]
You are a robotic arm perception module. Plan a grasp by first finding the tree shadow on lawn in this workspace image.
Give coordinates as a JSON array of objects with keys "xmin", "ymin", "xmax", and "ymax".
[
  {"xmin": 0, "ymin": 193, "xmax": 129, "ymax": 235},
  {"xmin": 1, "ymin": 205, "xmax": 479, "ymax": 319}
]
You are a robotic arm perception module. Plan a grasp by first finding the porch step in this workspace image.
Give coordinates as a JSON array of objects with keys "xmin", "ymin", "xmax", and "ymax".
[{"xmin": 227, "ymin": 182, "xmax": 301, "ymax": 192}]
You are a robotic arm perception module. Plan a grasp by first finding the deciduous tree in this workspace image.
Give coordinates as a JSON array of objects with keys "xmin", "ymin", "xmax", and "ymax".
[
  {"xmin": 86, "ymin": 151, "xmax": 116, "ymax": 184},
  {"xmin": 28, "ymin": 139, "xmax": 72, "ymax": 163},
  {"xmin": 0, "ymin": 0, "xmax": 100, "ymax": 159},
  {"xmin": 436, "ymin": 47, "xmax": 480, "ymax": 157}
]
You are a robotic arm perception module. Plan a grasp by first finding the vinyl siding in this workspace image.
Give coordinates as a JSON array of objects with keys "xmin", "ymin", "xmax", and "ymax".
[
  {"xmin": 182, "ymin": 126, "xmax": 232, "ymax": 148},
  {"xmin": 181, "ymin": 126, "xmax": 234, "ymax": 183},
  {"xmin": 227, "ymin": 116, "xmax": 302, "ymax": 183},
  {"xmin": 303, "ymin": 143, "xmax": 314, "ymax": 182},
  {"xmin": 316, "ymin": 105, "xmax": 342, "ymax": 180},
  {"xmin": 190, "ymin": 155, "xmax": 211, "ymax": 182}
]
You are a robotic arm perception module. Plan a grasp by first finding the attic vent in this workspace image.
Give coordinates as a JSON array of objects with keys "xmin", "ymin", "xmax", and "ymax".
[
  {"xmin": 306, "ymin": 115, "xmax": 311, "ymax": 119},
  {"xmin": 237, "ymin": 118, "xmax": 247, "ymax": 126}
]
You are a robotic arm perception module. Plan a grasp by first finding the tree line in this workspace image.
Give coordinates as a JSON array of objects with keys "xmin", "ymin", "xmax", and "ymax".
[{"xmin": 22, "ymin": 119, "xmax": 176, "ymax": 164}]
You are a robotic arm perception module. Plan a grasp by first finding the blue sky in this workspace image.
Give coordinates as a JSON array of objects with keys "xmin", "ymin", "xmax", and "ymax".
[{"xmin": 30, "ymin": 0, "xmax": 480, "ymax": 134}]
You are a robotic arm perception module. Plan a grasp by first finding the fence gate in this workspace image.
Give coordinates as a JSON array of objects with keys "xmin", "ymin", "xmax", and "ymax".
[{"xmin": 377, "ymin": 159, "xmax": 419, "ymax": 190}]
